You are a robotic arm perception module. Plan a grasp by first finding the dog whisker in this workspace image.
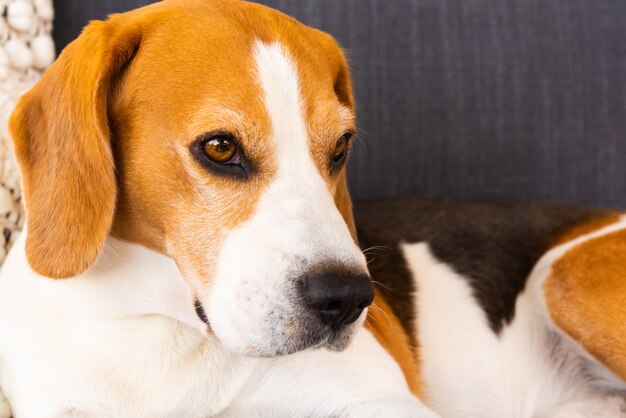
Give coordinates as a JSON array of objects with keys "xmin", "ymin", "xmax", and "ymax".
[
  {"xmin": 362, "ymin": 245, "xmax": 392, "ymax": 254},
  {"xmin": 370, "ymin": 280, "xmax": 392, "ymax": 292},
  {"xmin": 369, "ymin": 303, "xmax": 392, "ymax": 328}
]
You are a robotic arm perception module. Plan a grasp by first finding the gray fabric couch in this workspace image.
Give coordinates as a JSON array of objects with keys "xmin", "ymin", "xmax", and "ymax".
[{"xmin": 53, "ymin": 0, "xmax": 626, "ymax": 208}]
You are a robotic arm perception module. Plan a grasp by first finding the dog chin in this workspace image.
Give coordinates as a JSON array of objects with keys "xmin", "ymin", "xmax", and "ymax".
[
  {"xmin": 323, "ymin": 327, "xmax": 357, "ymax": 352},
  {"xmin": 218, "ymin": 322, "xmax": 360, "ymax": 358},
  {"xmin": 253, "ymin": 322, "xmax": 360, "ymax": 358}
]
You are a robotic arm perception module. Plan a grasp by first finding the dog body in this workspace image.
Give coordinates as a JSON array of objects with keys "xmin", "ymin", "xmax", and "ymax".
[
  {"xmin": 357, "ymin": 198, "xmax": 626, "ymax": 418},
  {"xmin": 0, "ymin": 0, "xmax": 625, "ymax": 417}
]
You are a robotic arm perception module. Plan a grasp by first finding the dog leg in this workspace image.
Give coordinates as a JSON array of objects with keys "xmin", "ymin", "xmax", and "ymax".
[
  {"xmin": 219, "ymin": 327, "xmax": 438, "ymax": 418},
  {"xmin": 0, "ymin": 389, "xmax": 11, "ymax": 418}
]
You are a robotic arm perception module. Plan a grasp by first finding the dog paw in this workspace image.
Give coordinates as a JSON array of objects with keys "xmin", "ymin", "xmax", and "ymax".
[{"xmin": 0, "ymin": 390, "xmax": 12, "ymax": 418}]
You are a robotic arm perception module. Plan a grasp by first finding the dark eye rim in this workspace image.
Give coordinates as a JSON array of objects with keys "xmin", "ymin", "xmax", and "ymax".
[
  {"xmin": 189, "ymin": 130, "xmax": 254, "ymax": 180},
  {"xmin": 330, "ymin": 131, "xmax": 354, "ymax": 174}
]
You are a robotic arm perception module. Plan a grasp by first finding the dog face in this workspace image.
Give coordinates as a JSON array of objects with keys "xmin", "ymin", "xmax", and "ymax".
[{"xmin": 9, "ymin": 0, "xmax": 373, "ymax": 356}]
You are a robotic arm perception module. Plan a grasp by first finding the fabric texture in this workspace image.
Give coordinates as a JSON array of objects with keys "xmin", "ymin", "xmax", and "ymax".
[
  {"xmin": 53, "ymin": 0, "xmax": 626, "ymax": 208},
  {"xmin": 0, "ymin": 0, "xmax": 55, "ymax": 261}
]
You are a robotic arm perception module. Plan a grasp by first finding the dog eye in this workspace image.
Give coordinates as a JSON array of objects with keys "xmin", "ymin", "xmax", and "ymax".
[
  {"xmin": 330, "ymin": 132, "xmax": 352, "ymax": 172},
  {"xmin": 190, "ymin": 132, "xmax": 251, "ymax": 180},
  {"xmin": 203, "ymin": 136, "xmax": 238, "ymax": 163}
]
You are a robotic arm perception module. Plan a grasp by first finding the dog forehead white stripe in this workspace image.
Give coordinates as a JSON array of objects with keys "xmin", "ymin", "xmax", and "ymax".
[
  {"xmin": 250, "ymin": 40, "xmax": 359, "ymax": 259},
  {"xmin": 253, "ymin": 41, "xmax": 316, "ymax": 175},
  {"xmin": 250, "ymin": 40, "xmax": 362, "ymax": 261}
]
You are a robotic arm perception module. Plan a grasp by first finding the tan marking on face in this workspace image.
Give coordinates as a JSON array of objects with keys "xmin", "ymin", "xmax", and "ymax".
[
  {"xmin": 365, "ymin": 292, "xmax": 424, "ymax": 397},
  {"xmin": 543, "ymin": 228, "xmax": 626, "ymax": 381}
]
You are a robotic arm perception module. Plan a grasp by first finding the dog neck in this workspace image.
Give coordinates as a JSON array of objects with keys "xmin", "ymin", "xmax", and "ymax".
[{"xmin": 1, "ymin": 229, "xmax": 267, "ymax": 416}]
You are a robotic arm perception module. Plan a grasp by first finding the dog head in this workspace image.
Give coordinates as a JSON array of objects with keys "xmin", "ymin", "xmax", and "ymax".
[{"xmin": 9, "ymin": 0, "xmax": 373, "ymax": 356}]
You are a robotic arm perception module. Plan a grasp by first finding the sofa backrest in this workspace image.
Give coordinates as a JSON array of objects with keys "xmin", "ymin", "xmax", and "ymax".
[{"xmin": 53, "ymin": 0, "xmax": 626, "ymax": 208}]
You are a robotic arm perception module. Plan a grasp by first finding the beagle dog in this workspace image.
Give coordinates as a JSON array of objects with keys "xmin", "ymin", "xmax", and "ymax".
[
  {"xmin": 0, "ymin": 0, "xmax": 435, "ymax": 417},
  {"xmin": 0, "ymin": 0, "xmax": 624, "ymax": 417}
]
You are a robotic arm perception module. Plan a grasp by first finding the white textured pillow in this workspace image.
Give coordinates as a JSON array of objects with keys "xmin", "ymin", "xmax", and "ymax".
[{"xmin": 0, "ymin": 0, "xmax": 55, "ymax": 263}]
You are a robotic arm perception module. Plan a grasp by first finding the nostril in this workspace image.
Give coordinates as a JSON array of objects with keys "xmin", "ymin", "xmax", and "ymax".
[
  {"xmin": 325, "ymin": 300, "xmax": 342, "ymax": 312},
  {"xmin": 319, "ymin": 299, "xmax": 349, "ymax": 329}
]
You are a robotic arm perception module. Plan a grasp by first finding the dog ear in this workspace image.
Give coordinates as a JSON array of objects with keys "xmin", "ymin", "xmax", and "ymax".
[
  {"xmin": 311, "ymin": 29, "xmax": 359, "ymax": 241},
  {"xmin": 9, "ymin": 17, "xmax": 143, "ymax": 278}
]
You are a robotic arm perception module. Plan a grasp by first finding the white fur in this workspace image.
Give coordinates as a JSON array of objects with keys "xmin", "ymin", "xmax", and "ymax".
[
  {"xmin": 0, "ymin": 234, "xmax": 434, "ymax": 417},
  {"xmin": 0, "ymin": 234, "xmax": 251, "ymax": 417},
  {"xmin": 219, "ymin": 329, "xmax": 437, "ymax": 418},
  {"xmin": 0, "ymin": 40, "xmax": 435, "ymax": 417},
  {"xmin": 406, "ymin": 218, "xmax": 626, "ymax": 418},
  {"xmin": 207, "ymin": 42, "xmax": 368, "ymax": 357},
  {"xmin": 0, "ymin": 390, "xmax": 10, "ymax": 418},
  {"xmin": 537, "ymin": 396, "xmax": 626, "ymax": 418},
  {"xmin": 0, "ymin": 233, "xmax": 430, "ymax": 418}
]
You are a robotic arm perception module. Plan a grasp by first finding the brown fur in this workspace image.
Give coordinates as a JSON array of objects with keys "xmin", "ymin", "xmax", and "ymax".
[
  {"xmin": 365, "ymin": 292, "xmax": 423, "ymax": 397},
  {"xmin": 9, "ymin": 0, "xmax": 354, "ymax": 286},
  {"xmin": 544, "ymin": 227, "xmax": 626, "ymax": 381},
  {"xmin": 9, "ymin": 0, "xmax": 415, "ymax": 392}
]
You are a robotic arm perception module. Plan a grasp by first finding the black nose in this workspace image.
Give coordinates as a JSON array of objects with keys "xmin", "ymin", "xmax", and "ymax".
[{"xmin": 299, "ymin": 273, "xmax": 374, "ymax": 330}]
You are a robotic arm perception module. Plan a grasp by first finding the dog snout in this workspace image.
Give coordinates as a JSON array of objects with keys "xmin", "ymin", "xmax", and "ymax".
[{"xmin": 299, "ymin": 272, "xmax": 374, "ymax": 330}]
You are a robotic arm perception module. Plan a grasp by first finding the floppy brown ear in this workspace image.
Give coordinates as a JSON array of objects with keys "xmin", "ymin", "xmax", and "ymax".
[{"xmin": 9, "ymin": 17, "xmax": 143, "ymax": 278}]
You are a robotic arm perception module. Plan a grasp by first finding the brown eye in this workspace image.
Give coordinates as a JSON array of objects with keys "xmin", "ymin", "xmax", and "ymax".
[
  {"xmin": 203, "ymin": 136, "xmax": 237, "ymax": 163},
  {"xmin": 190, "ymin": 131, "xmax": 250, "ymax": 179},
  {"xmin": 332, "ymin": 132, "xmax": 352, "ymax": 164}
]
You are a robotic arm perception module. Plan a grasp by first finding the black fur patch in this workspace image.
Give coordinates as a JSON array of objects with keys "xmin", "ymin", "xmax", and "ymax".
[
  {"xmin": 194, "ymin": 299, "xmax": 209, "ymax": 325},
  {"xmin": 354, "ymin": 196, "xmax": 611, "ymax": 339}
]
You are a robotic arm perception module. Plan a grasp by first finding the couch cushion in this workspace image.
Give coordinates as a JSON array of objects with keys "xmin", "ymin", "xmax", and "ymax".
[{"xmin": 53, "ymin": 0, "xmax": 626, "ymax": 208}]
